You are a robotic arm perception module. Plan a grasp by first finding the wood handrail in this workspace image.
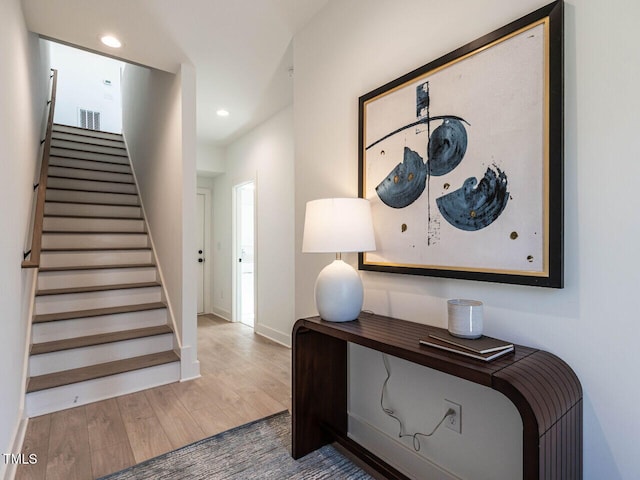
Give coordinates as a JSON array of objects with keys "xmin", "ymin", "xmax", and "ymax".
[{"xmin": 22, "ymin": 69, "xmax": 58, "ymax": 269}]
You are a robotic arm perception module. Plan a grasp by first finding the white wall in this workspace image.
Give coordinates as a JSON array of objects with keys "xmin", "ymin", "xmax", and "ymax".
[
  {"xmin": 212, "ymin": 106, "xmax": 295, "ymax": 345},
  {"xmin": 294, "ymin": 1, "xmax": 640, "ymax": 479},
  {"xmin": 121, "ymin": 62, "xmax": 199, "ymax": 380},
  {"xmin": 49, "ymin": 42, "xmax": 123, "ymax": 133},
  {"xmin": 197, "ymin": 142, "xmax": 225, "ymax": 177},
  {"xmin": 179, "ymin": 63, "xmax": 199, "ymax": 379},
  {"xmin": 0, "ymin": 0, "xmax": 50, "ymax": 477}
]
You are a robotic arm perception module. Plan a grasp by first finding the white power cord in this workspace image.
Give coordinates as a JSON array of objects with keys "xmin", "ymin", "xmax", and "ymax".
[{"xmin": 380, "ymin": 353, "xmax": 455, "ymax": 452}]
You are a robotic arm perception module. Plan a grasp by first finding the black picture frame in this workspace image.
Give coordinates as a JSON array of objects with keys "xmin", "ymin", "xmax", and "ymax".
[{"xmin": 358, "ymin": 1, "xmax": 563, "ymax": 288}]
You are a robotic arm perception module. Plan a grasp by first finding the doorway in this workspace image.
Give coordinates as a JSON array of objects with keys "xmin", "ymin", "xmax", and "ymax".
[
  {"xmin": 196, "ymin": 188, "xmax": 211, "ymax": 315},
  {"xmin": 233, "ymin": 181, "xmax": 256, "ymax": 328},
  {"xmin": 196, "ymin": 192, "xmax": 205, "ymax": 314}
]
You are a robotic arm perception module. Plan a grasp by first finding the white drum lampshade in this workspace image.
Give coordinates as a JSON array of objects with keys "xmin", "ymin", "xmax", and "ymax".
[{"xmin": 302, "ymin": 198, "xmax": 376, "ymax": 322}]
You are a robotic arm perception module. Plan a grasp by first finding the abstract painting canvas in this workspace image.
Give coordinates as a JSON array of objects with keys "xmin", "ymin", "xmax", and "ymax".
[{"xmin": 359, "ymin": 1, "xmax": 563, "ymax": 287}]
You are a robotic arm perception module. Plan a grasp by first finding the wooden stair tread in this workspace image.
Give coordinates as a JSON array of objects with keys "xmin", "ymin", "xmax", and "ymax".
[
  {"xmin": 50, "ymin": 145, "xmax": 127, "ymax": 156},
  {"xmin": 49, "ymin": 145, "xmax": 129, "ymax": 158},
  {"xmin": 48, "ymin": 156, "xmax": 130, "ymax": 168},
  {"xmin": 43, "ymin": 199, "xmax": 140, "ymax": 207},
  {"xmin": 36, "ymin": 281, "xmax": 161, "ymax": 296},
  {"xmin": 48, "ymin": 175, "xmax": 135, "ymax": 185},
  {"xmin": 51, "ymin": 132, "xmax": 125, "ymax": 143},
  {"xmin": 49, "ymin": 155, "xmax": 131, "ymax": 169},
  {"xmin": 42, "ymin": 247, "xmax": 151, "ymax": 252},
  {"xmin": 45, "ymin": 187, "xmax": 138, "ymax": 195},
  {"xmin": 26, "ymin": 350, "xmax": 179, "ymax": 393},
  {"xmin": 44, "ymin": 214, "xmax": 142, "ymax": 220},
  {"xmin": 31, "ymin": 325, "xmax": 173, "ymax": 355},
  {"xmin": 46, "ymin": 187, "xmax": 138, "ymax": 196},
  {"xmin": 47, "ymin": 164, "xmax": 131, "ymax": 175},
  {"xmin": 53, "ymin": 124, "xmax": 123, "ymax": 138},
  {"xmin": 43, "ymin": 231, "xmax": 147, "ymax": 235},
  {"xmin": 38, "ymin": 263, "xmax": 155, "ymax": 272},
  {"xmin": 51, "ymin": 138, "xmax": 127, "ymax": 151},
  {"xmin": 33, "ymin": 301, "xmax": 166, "ymax": 324}
]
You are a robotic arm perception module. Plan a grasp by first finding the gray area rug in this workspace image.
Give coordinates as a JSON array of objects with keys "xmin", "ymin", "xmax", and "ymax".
[{"xmin": 99, "ymin": 411, "xmax": 373, "ymax": 479}]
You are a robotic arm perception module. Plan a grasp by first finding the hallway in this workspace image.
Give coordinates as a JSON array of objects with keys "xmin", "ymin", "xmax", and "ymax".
[{"xmin": 17, "ymin": 315, "xmax": 291, "ymax": 479}]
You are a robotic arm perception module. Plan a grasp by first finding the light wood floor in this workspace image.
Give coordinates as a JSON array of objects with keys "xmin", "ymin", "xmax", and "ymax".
[{"xmin": 16, "ymin": 315, "xmax": 291, "ymax": 480}]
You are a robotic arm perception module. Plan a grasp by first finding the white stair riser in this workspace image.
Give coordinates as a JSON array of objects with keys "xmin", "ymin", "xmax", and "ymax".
[
  {"xmin": 42, "ymin": 232, "xmax": 148, "ymax": 250},
  {"xmin": 51, "ymin": 132, "xmax": 125, "ymax": 149},
  {"xmin": 32, "ymin": 309, "xmax": 168, "ymax": 343},
  {"xmin": 50, "ymin": 156, "xmax": 131, "ymax": 174},
  {"xmin": 29, "ymin": 335, "xmax": 174, "ymax": 376},
  {"xmin": 35, "ymin": 287, "xmax": 162, "ymax": 315},
  {"xmin": 49, "ymin": 166, "xmax": 134, "ymax": 184},
  {"xmin": 47, "ymin": 177, "xmax": 137, "ymax": 195},
  {"xmin": 46, "ymin": 189, "xmax": 139, "ymax": 206},
  {"xmin": 40, "ymin": 250, "xmax": 153, "ymax": 268},
  {"xmin": 51, "ymin": 139, "xmax": 128, "ymax": 157},
  {"xmin": 26, "ymin": 361, "xmax": 180, "ymax": 417},
  {"xmin": 45, "ymin": 202, "xmax": 141, "ymax": 219},
  {"xmin": 52, "ymin": 125, "xmax": 123, "ymax": 141},
  {"xmin": 37, "ymin": 266, "xmax": 157, "ymax": 290},
  {"xmin": 43, "ymin": 216, "xmax": 145, "ymax": 232},
  {"xmin": 50, "ymin": 147, "xmax": 129, "ymax": 165}
]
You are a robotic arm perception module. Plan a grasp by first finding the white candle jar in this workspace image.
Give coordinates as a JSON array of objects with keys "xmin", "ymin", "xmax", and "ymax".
[{"xmin": 447, "ymin": 299, "xmax": 483, "ymax": 339}]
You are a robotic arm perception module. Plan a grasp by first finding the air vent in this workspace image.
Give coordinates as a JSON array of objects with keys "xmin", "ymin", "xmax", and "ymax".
[{"xmin": 79, "ymin": 109, "xmax": 101, "ymax": 131}]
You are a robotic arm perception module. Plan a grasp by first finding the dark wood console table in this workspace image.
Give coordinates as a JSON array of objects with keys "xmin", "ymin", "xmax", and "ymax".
[{"xmin": 292, "ymin": 313, "xmax": 582, "ymax": 480}]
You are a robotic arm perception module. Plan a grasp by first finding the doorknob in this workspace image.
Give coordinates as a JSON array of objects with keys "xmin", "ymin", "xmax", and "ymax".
[
  {"xmin": 198, "ymin": 258, "xmax": 204, "ymax": 263},
  {"xmin": 238, "ymin": 258, "xmax": 242, "ymax": 263},
  {"xmin": 198, "ymin": 249, "xmax": 203, "ymax": 254}
]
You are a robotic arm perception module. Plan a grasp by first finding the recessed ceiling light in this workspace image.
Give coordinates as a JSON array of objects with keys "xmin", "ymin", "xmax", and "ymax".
[
  {"xmin": 100, "ymin": 35, "xmax": 122, "ymax": 48},
  {"xmin": 216, "ymin": 109, "xmax": 230, "ymax": 117}
]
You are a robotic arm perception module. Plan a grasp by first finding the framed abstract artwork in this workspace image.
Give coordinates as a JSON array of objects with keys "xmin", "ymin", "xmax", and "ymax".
[{"xmin": 359, "ymin": 1, "xmax": 563, "ymax": 288}]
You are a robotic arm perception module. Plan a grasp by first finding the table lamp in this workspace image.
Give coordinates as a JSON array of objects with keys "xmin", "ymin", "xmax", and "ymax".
[{"xmin": 302, "ymin": 198, "xmax": 376, "ymax": 322}]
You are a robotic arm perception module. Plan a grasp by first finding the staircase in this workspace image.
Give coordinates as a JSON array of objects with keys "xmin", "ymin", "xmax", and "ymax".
[{"xmin": 26, "ymin": 124, "xmax": 181, "ymax": 417}]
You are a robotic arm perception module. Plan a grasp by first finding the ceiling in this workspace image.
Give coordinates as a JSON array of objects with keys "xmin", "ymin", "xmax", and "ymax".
[{"xmin": 21, "ymin": 0, "xmax": 329, "ymax": 146}]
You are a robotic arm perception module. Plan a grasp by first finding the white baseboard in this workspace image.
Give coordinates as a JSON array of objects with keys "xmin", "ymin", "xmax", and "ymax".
[
  {"xmin": 210, "ymin": 305, "xmax": 231, "ymax": 321},
  {"xmin": 179, "ymin": 345, "xmax": 201, "ymax": 381},
  {"xmin": 348, "ymin": 413, "xmax": 461, "ymax": 480},
  {"xmin": 254, "ymin": 323, "xmax": 291, "ymax": 348},
  {"xmin": 2, "ymin": 416, "xmax": 28, "ymax": 480},
  {"xmin": 4, "ymin": 269, "xmax": 37, "ymax": 480}
]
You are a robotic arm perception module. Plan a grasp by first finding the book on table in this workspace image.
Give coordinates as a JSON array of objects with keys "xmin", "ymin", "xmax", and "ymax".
[
  {"xmin": 428, "ymin": 331, "xmax": 514, "ymax": 354},
  {"xmin": 419, "ymin": 332, "xmax": 514, "ymax": 362}
]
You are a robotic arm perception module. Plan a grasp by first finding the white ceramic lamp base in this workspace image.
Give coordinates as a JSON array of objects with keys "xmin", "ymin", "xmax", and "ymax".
[{"xmin": 315, "ymin": 259, "xmax": 363, "ymax": 322}]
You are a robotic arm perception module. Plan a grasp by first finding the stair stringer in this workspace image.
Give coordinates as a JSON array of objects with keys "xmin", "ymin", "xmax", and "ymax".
[{"xmin": 122, "ymin": 134, "xmax": 200, "ymax": 381}]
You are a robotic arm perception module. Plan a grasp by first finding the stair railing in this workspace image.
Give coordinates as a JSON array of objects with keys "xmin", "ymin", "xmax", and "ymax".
[{"xmin": 22, "ymin": 69, "xmax": 58, "ymax": 269}]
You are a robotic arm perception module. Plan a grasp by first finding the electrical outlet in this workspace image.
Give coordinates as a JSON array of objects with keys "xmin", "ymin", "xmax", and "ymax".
[{"xmin": 445, "ymin": 399, "xmax": 462, "ymax": 434}]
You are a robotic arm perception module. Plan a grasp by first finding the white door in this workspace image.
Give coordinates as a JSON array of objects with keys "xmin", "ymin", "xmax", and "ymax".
[
  {"xmin": 234, "ymin": 182, "xmax": 255, "ymax": 327},
  {"xmin": 196, "ymin": 193, "xmax": 205, "ymax": 314}
]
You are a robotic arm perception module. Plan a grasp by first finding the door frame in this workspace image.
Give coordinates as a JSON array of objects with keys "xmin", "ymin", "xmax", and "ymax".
[
  {"xmin": 231, "ymin": 179, "xmax": 257, "ymax": 326},
  {"xmin": 197, "ymin": 187, "xmax": 212, "ymax": 315}
]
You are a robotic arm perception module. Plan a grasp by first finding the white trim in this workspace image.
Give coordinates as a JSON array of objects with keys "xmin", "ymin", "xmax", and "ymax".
[
  {"xmin": 210, "ymin": 305, "xmax": 231, "ymax": 321},
  {"xmin": 2, "ymin": 417, "xmax": 28, "ymax": 480},
  {"xmin": 196, "ymin": 187, "xmax": 212, "ymax": 314},
  {"xmin": 254, "ymin": 324, "xmax": 291, "ymax": 348},
  {"xmin": 121, "ymin": 134, "xmax": 182, "ymax": 350},
  {"xmin": 4, "ymin": 269, "xmax": 39, "ymax": 480},
  {"xmin": 178, "ymin": 345, "xmax": 201, "ymax": 382},
  {"xmin": 231, "ymin": 178, "xmax": 256, "ymax": 326}
]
